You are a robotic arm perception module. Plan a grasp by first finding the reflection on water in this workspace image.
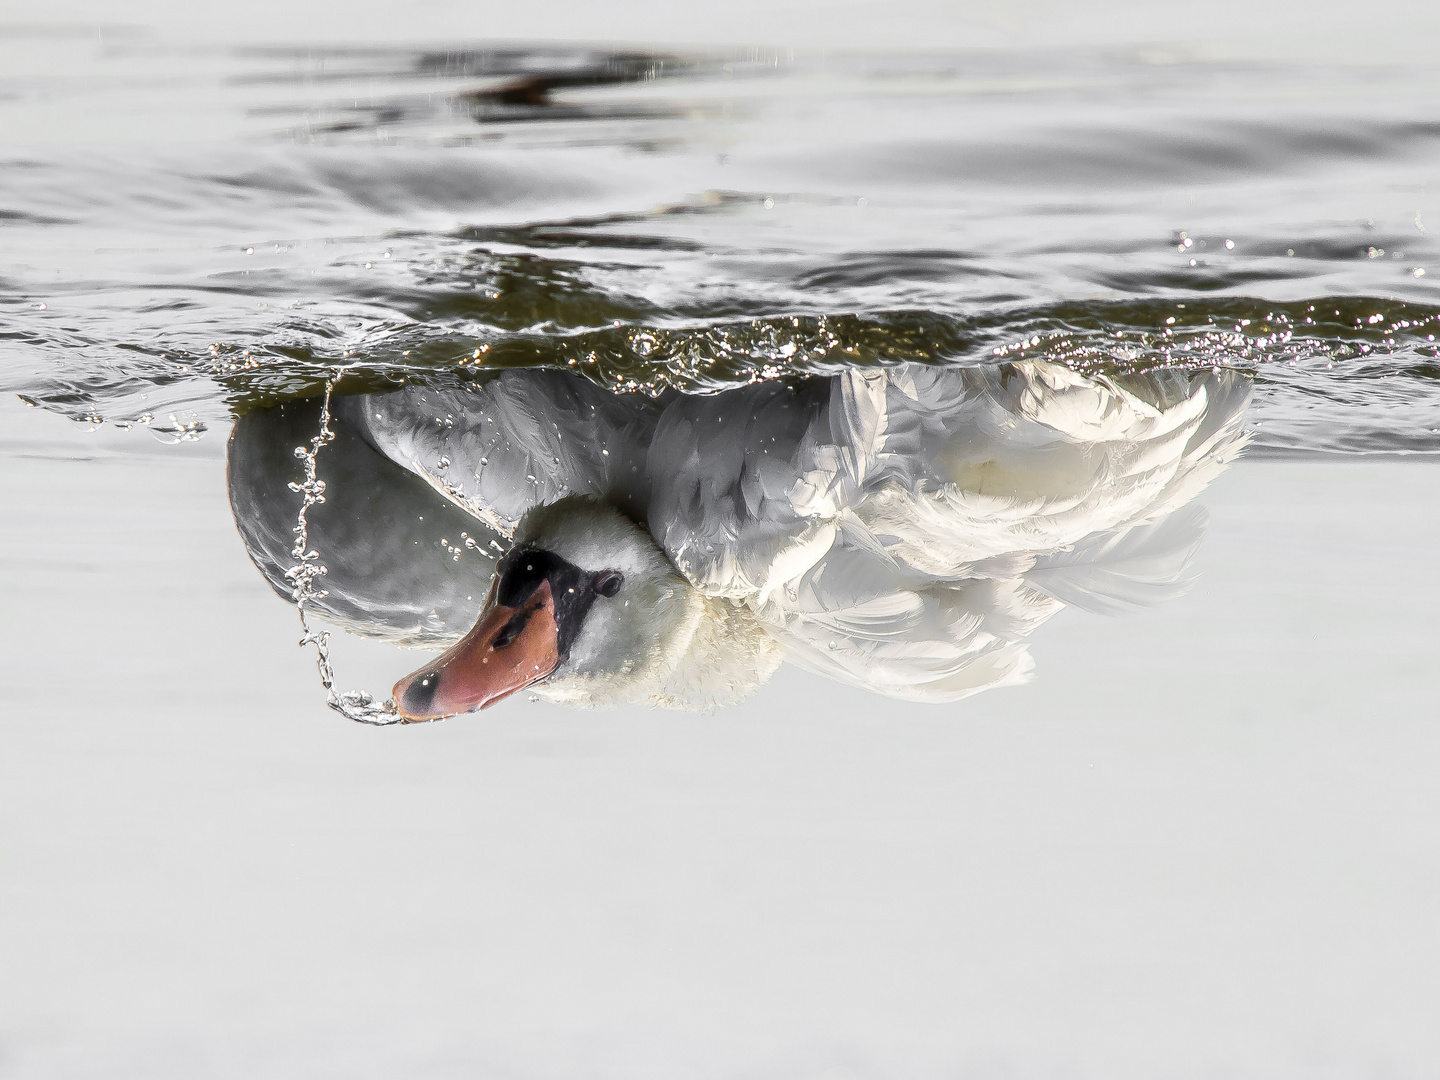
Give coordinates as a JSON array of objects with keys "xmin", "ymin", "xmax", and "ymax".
[{"xmin": 229, "ymin": 361, "xmax": 1250, "ymax": 717}]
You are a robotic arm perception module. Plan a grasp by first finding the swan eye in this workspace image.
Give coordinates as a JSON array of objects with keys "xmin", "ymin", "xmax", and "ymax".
[{"xmin": 593, "ymin": 571, "xmax": 624, "ymax": 598}]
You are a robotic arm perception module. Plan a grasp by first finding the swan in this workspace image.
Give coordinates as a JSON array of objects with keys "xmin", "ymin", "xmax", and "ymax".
[{"xmin": 227, "ymin": 360, "xmax": 1251, "ymax": 719}]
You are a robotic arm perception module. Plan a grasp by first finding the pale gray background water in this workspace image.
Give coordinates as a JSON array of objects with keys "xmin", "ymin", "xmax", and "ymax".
[
  {"xmin": 4, "ymin": 0, "xmax": 1440, "ymax": 1076},
  {"xmin": 5, "ymin": 399, "xmax": 1438, "ymax": 1079},
  {"xmin": 19, "ymin": 0, "xmax": 1440, "ymax": 57}
]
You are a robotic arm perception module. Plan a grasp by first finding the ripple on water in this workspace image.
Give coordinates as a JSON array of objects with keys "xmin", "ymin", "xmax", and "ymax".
[{"xmin": 2, "ymin": 43, "xmax": 1439, "ymax": 456}]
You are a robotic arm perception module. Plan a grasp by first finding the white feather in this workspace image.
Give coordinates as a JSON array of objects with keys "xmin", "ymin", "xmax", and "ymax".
[{"xmin": 332, "ymin": 360, "xmax": 1250, "ymax": 708}]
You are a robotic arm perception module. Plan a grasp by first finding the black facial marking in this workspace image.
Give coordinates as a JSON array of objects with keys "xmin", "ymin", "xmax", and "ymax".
[{"xmin": 492, "ymin": 546, "xmax": 622, "ymax": 660}]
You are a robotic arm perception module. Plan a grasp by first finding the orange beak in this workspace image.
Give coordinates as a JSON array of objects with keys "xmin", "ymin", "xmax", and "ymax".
[{"xmin": 392, "ymin": 579, "xmax": 561, "ymax": 721}]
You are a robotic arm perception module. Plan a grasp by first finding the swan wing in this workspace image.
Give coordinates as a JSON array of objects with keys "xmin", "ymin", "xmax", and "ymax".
[
  {"xmin": 351, "ymin": 370, "xmax": 661, "ymax": 536},
  {"xmin": 650, "ymin": 359, "xmax": 1251, "ymax": 701},
  {"xmin": 227, "ymin": 397, "xmax": 500, "ymax": 646},
  {"xmin": 846, "ymin": 361, "xmax": 1250, "ymax": 578},
  {"xmin": 651, "ymin": 360, "xmax": 1250, "ymax": 593},
  {"xmin": 648, "ymin": 377, "xmax": 856, "ymax": 602}
]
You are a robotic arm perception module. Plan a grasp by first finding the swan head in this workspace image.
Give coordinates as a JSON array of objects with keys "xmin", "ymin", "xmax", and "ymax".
[{"xmin": 392, "ymin": 496, "xmax": 703, "ymax": 719}]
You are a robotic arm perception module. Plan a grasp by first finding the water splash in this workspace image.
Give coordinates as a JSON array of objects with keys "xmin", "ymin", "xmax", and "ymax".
[{"xmin": 284, "ymin": 373, "xmax": 406, "ymax": 726}]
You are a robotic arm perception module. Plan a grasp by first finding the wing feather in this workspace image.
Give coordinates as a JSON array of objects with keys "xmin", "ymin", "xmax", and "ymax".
[
  {"xmin": 352, "ymin": 370, "xmax": 661, "ymax": 536},
  {"xmin": 651, "ymin": 359, "xmax": 1252, "ymax": 703}
]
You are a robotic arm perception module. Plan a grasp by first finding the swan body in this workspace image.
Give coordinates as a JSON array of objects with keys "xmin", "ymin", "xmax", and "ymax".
[{"xmin": 228, "ymin": 360, "xmax": 1251, "ymax": 717}]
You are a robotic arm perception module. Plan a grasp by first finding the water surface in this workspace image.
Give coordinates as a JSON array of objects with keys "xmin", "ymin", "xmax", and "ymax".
[
  {"xmin": 3, "ymin": 14, "xmax": 1439, "ymax": 1080},
  {"xmin": 5, "ymin": 35, "xmax": 1439, "ymax": 453}
]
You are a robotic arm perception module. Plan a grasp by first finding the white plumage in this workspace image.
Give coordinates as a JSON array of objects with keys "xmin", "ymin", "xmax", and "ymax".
[{"xmin": 322, "ymin": 359, "xmax": 1250, "ymax": 709}]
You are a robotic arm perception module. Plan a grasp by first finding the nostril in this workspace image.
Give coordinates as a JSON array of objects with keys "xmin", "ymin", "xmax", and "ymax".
[
  {"xmin": 401, "ymin": 672, "xmax": 441, "ymax": 716},
  {"xmin": 492, "ymin": 606, "xmax": 537, "ymax": 650}
]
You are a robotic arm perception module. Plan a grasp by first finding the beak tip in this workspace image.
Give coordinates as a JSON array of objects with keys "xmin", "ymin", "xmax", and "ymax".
[
  {"xmin": 392, "ymin": 670, "xmax": 444, "ymax": 722},
  {"xmin": 392, "ymin": 583, "xmax": 562, "ymax": 722}
]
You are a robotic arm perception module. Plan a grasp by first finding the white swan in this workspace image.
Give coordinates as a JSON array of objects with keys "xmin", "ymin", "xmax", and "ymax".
[{"xmin": 227, "ymin": 360, "xmax": 1251, "ymax": 718}]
